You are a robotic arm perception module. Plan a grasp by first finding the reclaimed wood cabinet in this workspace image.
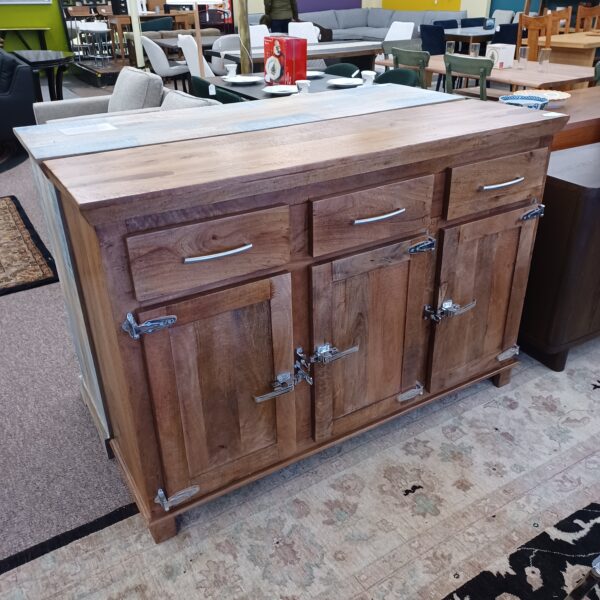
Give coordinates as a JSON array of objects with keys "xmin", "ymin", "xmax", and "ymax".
[{"xmin": 42, "ymin": 99, "xmax": 566, "ymax": 542}]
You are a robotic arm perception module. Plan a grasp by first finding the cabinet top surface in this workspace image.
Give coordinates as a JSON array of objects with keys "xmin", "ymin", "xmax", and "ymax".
[{"xmin": 43, "ymin": 98, "xmax": 567, "ymax": 225}]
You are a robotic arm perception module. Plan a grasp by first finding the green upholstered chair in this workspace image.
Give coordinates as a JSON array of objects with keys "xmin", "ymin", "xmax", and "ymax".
[
  {"xmin": 141, "ymin": 17, "xmax": 174, "ymax": 32},
  {"xmin": 324, "ymin": 63, "xmax": 360, "ymax": 78},
  {"xmin": 391, "ymin": 48, "xmax": 430, "ymax": 89},
  {"xmin": 444, "ymin": 54, "xmax": 493, "ymax": 100},
  {"xmin": 374, "ymin": 68, "xmax": 420, "ymax": 87},
  {"xmin": 190, "ymin": 76, "xmax": 246, "ymax": 104}
]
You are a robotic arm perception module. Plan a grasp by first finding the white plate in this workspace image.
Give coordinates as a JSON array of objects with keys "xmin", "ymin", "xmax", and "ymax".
[
  {"xmin": 328, "ymin": 78, "xmax": 363, "ymax": 88},
  {"xmin": 306, "ymin": 70, "xmax": 325, "ymax": 79},
  {"xmin": 262, "ymin": 85, "xmax": 298, "ymax": 96},
  {"xmin": 222, "ymin": 75, "xmax": 263, "ymax": 86}
]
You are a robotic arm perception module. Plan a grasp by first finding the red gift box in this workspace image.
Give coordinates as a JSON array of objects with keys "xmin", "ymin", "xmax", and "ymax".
[{"xmin": 263, "ymin": 36, "xmax": 307, "ymax": 85}]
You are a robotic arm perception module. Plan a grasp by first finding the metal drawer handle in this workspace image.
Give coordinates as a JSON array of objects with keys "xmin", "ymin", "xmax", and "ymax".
[
  {"xmin": 353, "ymin": 207, "xmax": 406, "ymax": 225},
  {"xmin": 480, "ymin": 176, "xmax": 525, "ymax": 192},
  {"xmin": 183, "ymin": 243, "xmax": 253, "ymax": 264}
]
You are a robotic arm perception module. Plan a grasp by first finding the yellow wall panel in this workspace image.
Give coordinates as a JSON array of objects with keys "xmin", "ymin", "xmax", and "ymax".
[{"xmin": 382, "ymin": 0, "xmax": 460, "ymax": 10}]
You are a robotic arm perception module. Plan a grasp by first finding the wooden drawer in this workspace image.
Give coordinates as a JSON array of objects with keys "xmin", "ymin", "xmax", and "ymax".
[
  {"xmin": 311, "ymin": 176, "xmax": 434, "ymax": 257},
  {"xmin": 126, "ymin": 205, "xmax": 290, "ymax": 301},
  {"xmin": 446, "ymin": 148, "xmax": 548, "ymax": 220}
]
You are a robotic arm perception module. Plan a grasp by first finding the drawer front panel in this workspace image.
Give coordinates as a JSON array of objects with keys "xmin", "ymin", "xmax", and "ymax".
[
  {"xmin": 311, "ymin": 176, "xmax": 434, "ymax": 257},
  {"xmin": 126, "ymin": 205, "xmax": 290, "ymax": 301},
  {"xmin": 447, "ymin": 148, "xmax": 548, "ymax": 220}
]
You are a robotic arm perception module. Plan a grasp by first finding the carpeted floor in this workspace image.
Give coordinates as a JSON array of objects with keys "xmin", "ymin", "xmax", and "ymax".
[
  {"xmin": 0, "ymin": 335, "xmax": 598, "ymax": 599},
  {"xmin": 0, "ymin": 157, "xmax": 132, "ymax": 563}
]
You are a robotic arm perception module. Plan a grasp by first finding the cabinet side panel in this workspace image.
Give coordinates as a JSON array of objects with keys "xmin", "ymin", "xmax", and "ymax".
[{"xmin": 59, "ymin": 193, "xmax": 163, "ymax": 517}]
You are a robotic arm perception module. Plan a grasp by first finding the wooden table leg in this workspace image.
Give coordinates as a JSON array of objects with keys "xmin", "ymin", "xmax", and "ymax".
[
  {"xmin": 116, "ymin": 22, "xmax": 125, "ymax": 64},
  {"xmin": 55, "ymin": 65, "xmax": 67, "ymax": 100},
  {"xmin": 46, "ymin": 67, "xmax": 57, "ymax": 101},
  {"xmin": 32, "ymin": 70, "xmax": 43, "ymax": 102},
  {"xmin": 38, "ymin": 30, "xmax": 47, "ymax": 50}
]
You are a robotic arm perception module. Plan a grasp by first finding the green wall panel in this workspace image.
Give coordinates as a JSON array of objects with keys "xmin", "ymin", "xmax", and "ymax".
[{"xmin": 0, "ymin": 0, "xmax": 68, "ymax": 51}]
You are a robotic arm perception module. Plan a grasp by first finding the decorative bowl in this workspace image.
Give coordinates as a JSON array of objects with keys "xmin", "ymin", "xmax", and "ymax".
[{"xmin": 499, "ymin": 94, "xmax": 549, "ymax": 111}]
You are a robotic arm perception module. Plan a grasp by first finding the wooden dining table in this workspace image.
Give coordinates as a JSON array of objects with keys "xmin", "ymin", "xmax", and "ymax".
[
  {"xmin": 444, "ymin": 26, "xmax": 495, "ymax": 45},
  {"xmin": 209, "ymin": 41, "xmax": 383, "ymax": 71},
  {"xmin": 550, "ymin": 86, "xmax": 600, "ymax": 150},
  {"xmin": 537, "ymin": 31, "xmax": 600, "ymax": 67},
  {"xmin": 425, "ymin": 54, "xmax": 595, "ymax": 90}
]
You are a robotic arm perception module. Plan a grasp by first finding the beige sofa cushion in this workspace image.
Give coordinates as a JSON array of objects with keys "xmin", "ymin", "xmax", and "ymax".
[
  {"xmin": 108, "ymin": 67, "xmax": 164, "ymax": 112},
  {"xmin": 160, "ymin": 90, "xmax": 221, "ymax": 110}
]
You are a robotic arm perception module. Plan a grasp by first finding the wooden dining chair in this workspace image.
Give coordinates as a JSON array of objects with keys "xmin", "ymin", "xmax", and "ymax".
[
  {"xmin": 575, "ymin": 4, "xmax": 600, "ymax": 32},
  {"xmin": 391, "ymin": 47, "xmax": 430, "ymax": 89},
  {"xmin": 67, "ymin": 6, "xmax": 93, "ymax": 18},
  {"xmin": 444, "ymin": 54, "xmax": 493, "ymax": 100},
  {"xmin": 545, "ymin": 6, "xmax": 572, "ymax": 34},
  {"xmin": 517, "ymin": 13, "xmax": 553, "ymax": 62}
]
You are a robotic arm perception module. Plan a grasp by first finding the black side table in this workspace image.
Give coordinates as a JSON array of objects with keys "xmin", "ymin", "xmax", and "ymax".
[{"xmin": 12, "ymin": 50, "xmax": 74, "ymax": 102}]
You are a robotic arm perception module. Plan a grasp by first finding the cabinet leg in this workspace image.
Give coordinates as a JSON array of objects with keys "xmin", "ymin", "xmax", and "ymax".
[
  {"xmin": 148, "ymin": 515, "xmax": 178, "ymax": 543},
  {"xmin": 492, "ymin": 369, "xmax": 512, "ymax": 388}
]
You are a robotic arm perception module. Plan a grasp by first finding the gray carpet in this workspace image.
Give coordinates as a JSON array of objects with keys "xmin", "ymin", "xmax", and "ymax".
[{"xmin": 0, "ymin": 157, "xmax": 132, "ymax": 561}]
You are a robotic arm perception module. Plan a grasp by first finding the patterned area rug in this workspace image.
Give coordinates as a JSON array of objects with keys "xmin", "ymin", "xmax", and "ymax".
[
  {"xmin": 0, "ymin": 196, "xmax": 57, "ymax": 296},
  {"xmin": 1, "ymin": 340, "xmax": 599, "ymax": 598},
  {"xmin": 445, "ymin": 503, "xmax": 600, "ymax": 600}
]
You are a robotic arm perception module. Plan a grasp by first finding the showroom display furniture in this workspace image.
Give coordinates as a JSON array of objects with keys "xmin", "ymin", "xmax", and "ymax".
[
  {"xmin": 0, "ymin": 50, "xmax": 35, "ymax": 142},
  {"xmin": 12, "ymin": 50, "xmax": 74, "ymax": 102},
  {"xmin": 297, "ymin": 8, "xmax": 467, "ymax": 42},
  {"xmin": 36, "ymin": 93, "xmax": 566, "ymax": 542},
  {"xmin": 33, "ymin": 67, "xmax": 167, "ymax": 124},
  {"xmin": 520, "ymin": 143, "xmax": 600, "ymax": 371}
]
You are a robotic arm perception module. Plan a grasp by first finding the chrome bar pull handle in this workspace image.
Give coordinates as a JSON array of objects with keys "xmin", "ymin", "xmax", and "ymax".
[
  {"xmin": 480, "ymin": 176, "xmax": 525, "ymax": 192},
  {"xmin": 184, "ymin": 243, "xmax": 253, "ymax": 264},
  {"xmin": 353, "ymin": 207, "xmax": 406, "ymax": 225}
]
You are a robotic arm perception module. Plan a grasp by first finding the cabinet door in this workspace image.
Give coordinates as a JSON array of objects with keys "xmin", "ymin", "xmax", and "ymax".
[
  {"xmin": 311, "ymin": 239, "xmax": 433, "ymax": 442},
  {"xmin": 428, "ymin": 205, "xmax": 540, "ymax": 393},
  {"xmin": 138, "ymin": 273, "xmax": 296, "ymax": 498}
]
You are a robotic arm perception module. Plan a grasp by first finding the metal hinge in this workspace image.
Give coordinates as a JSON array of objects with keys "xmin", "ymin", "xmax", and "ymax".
[
  {"xmin": 424, "ymin": 299, "xmax": 477, "ymax": 323},
  {"xmin": 154, "ymin": 485, "xmax": 200, "ymax": 512},
  {"xmin": 521, "ymin": 204, "xmax": 545, "ymax": 221},
  {"xmin": 408, "ymin": 236, "xmax": 436, "ymax": 254},
  {"xmin": 397, "ymin": 382, "xmax": 424, "ymax": 403},
  {"xmin": 497, "ymin": 345, "xmax": 520, "ymax": 362},
  {"xmin": 122, "ymin": 312, "xmax": 177, "ymax": 340}
]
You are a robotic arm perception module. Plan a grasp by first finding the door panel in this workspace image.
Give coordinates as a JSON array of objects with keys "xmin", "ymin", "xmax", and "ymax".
[
  {"xmin": 428, "ymin": 206, "xmax": 539, "ymax": 393},
  {"xmin": 138, "ymin": 273, "xmax": 295, "ymax": 497},
  {"xmin": 312, "ymin": 239, "xmax": 433, "ymax": 442}
]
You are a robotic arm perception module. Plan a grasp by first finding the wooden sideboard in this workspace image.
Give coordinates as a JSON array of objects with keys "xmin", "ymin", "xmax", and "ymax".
[{"xmin": 42, "ymin": 99, "xmax": 567, "ymax": 542}]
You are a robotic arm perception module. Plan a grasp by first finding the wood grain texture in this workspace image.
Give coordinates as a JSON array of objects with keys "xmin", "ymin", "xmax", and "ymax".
[
  {"xmin": 311, "ymin": 176, "xmax": 434, "ymax": 257},
  {"xmin": 446, "ymin": 148, "xmax": 548, "ymax": 220},
  {"xmin": 41, "ymin": 101, "xmax": 567, "ymax": 225},
  {"xmin": 428, "ymin": 205, "xmax": 539, "ymax": 393},
  {"xmin": 311, "ymin": 239, "xmax": 433, "ymax": 440},
  {"xmin": 138, "ymin": 273, "xmax": 296, "ymax": 497},
  {"xmin": 126, "ymin": 206, "xmax": 290, "ymax": 302},
  {"xmin": 551, "ymin": 86, "xmax": 600, "ymax": 151}
]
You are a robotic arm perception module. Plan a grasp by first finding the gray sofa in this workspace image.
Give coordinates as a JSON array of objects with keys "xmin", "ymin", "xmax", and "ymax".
[{"xmin": 297, "ymin": 8, "xmax": 467, "ymax": 41}]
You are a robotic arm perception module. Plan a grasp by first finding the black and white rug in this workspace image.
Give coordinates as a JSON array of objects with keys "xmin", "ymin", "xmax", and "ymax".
[{"xmin": 445, "ymin": 503, "xmax": 600, "ymax": 600}]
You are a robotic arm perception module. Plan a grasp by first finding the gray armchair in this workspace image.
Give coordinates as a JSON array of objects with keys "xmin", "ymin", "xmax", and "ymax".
[{"xmin": 0, "ymin": 50, "xmax": 36, "ymax": 142}]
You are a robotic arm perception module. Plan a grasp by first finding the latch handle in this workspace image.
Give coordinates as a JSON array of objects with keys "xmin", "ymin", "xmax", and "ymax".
[
  {"xmin": 442, "ymin": 299, "xmax": 477, "ymax": 317},
  {"xmin": 312, "ymin": 343, "xmax": 359, "ymax": 364},
  {"xmin": 254, "ymin": 372, "xmax": 295, "ymax": 403},
  {"xmin": 122, "ymin": 312, "xmax": 177, "ymax": 340}
]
